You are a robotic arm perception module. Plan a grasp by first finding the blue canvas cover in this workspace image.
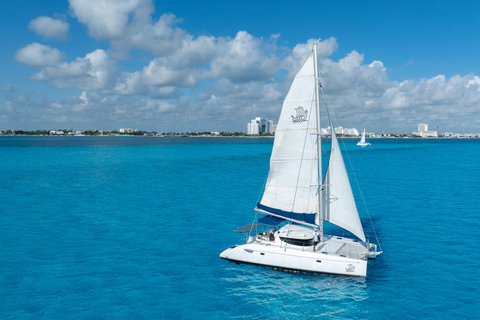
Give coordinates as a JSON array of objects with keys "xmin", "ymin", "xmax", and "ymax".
[
  {"xmin": 256, "ymin": 203, "xmax": 316, "ymax": 225},
  {"xmin": 257, "ymin": 215, "xmax": 285, "ymax": 226}
]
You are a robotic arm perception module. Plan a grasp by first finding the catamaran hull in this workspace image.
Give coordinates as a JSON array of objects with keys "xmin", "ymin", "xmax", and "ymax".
[{"xmin": 220, "ymin": 243, "xmax": 367, "ymax": 277}]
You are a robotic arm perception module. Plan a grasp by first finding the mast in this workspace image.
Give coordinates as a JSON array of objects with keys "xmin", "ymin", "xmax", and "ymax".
[{"xmin": 313, "ymin": 43, "xmax": 324, "ymax": 240}]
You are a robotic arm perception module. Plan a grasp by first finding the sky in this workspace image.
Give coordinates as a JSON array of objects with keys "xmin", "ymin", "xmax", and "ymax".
[{"xmin": 1, "ymin": 0, "xmax": 480, "ymax": 133}]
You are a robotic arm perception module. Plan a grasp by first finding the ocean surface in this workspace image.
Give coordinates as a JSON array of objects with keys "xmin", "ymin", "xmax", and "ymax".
[{"xmin": 0, "ymin": 136, "xmax": 479, "ymax": 319}]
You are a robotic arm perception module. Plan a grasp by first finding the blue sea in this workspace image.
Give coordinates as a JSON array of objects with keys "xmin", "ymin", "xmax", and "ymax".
[{"xmin": 1, "ymin": 136, "xmax": 479, "ymax": 319}]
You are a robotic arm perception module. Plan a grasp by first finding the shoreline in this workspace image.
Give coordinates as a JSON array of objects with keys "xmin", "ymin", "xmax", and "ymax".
[{"xmin": 1, "ymin": 134, "xmax": 479, "ymax": 139}]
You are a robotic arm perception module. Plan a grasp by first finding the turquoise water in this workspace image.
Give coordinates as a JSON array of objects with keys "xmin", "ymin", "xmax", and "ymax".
[{"xmin": 0, "ymin": 136, "xmax": 478, "ymax": 319}]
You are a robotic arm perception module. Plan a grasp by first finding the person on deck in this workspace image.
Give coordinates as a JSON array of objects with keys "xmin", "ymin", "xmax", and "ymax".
[
  {"xmin": 269, "ymin": 226, "xmax": 276, "ymax": 241},
  {"xmin": 313, "ymin": 229, "xmax": 320, "ymax": 252}
]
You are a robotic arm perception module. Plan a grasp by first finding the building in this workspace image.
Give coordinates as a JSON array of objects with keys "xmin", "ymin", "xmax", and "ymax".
[
  {"xmin": 247, "ymin": 117, "xmax": 275, "ymax": 135},
  {"xmin": 412, "ymin": 123, "xmax": 438, "ymax": 138},
  {"xmin": 322, "ymin": 127, "xmax": 360, "ymax": 136},
  {"xmin": 334, "ymin": 126, "xmax": 360, "ymax": 136},
  {"xmin": 418, "ymin": 123, "xmax": 428, "ymax": 132},
  {"xmin": 119, "ymin": 128, "xmax": 138, "ymax": 133}
]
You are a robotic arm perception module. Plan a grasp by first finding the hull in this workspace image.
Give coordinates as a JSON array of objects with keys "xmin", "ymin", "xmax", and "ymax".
[
  {"xmin": 357, "ymin": 142, "xmax": 371, "ymax": 146},
  {"xmin": 220, "ymin": 240, "xmax": 368, "ymax": 277}
]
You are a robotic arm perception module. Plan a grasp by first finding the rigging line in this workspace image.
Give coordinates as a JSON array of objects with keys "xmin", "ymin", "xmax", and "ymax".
[
  {"xmin": 246, "ymin": 210, "xmax": 256, "ymax": 242},
  {"xmin": 320, "ymin": 85, "xmax": 382, "ymax": 250},
  {"xmin": 257, "ymin": 167, "xmax": 269, "ymax": 205},
  {"xmin": 319, "ymin": 85, "xmax": 332, "ymax": 126},
  {"xmin": 252, "ymin": 149, "xmax": 271, "ymax": 239}
]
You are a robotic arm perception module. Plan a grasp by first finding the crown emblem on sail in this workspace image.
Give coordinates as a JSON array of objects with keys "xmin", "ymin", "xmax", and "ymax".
[{"xmin": 291, "ymin": 106, "xmax": 309, "ymax": 124}]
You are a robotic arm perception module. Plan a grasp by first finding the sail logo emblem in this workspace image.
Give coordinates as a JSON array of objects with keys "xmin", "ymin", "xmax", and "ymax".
[
  {"xmin": 345, "ymin": 264, "xmax": 355, "ymax": 273},
  {"xmin": 291, "ymin": 106, "xmax": 308, "ymax": 124}
]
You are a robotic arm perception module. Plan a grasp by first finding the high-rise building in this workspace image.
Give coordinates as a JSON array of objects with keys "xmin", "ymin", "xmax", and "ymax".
[
  {"xmin": 247, "ymin": 117, "xmax": 275, "ymax": 135},
  {"xmin": 418, "ymin": 123, "xmax": 428, "ymax": 132},
  {"xmin": 412, "ymin": 123, "xmax": 438, "ymax": 137}
]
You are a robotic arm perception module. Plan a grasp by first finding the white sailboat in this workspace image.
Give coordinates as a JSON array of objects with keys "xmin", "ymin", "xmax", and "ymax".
[
  {"xmin": 220, "ymin": 44, "xmax": 382, "ymax": 277},
  {"xmin": 357, "ymin": 128, "xmax": 371, "ymax": 146}
]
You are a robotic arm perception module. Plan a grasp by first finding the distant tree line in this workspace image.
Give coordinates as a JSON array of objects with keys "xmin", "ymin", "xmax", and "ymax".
[{"xmin": 1, "ymin": 129, "xmax": 274, "ymax": 136}]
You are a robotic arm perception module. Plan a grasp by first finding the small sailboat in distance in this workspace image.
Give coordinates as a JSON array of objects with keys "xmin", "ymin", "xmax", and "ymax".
[
  {"xmin": 357, "ymin": 128, "xmax": 371, "ymax": 146},
  {"xmin": 220, "ymin": 43, "xmax": 382, "ymax": 277}
]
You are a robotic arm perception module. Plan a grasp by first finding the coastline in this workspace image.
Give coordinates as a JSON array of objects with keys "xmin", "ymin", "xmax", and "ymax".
[{"xmin": 1, "ymin": 134, "xmax": 479, "ymax": 139}]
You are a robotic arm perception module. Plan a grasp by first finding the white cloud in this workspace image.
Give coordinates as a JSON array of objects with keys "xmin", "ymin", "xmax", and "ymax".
[
  {"xmin": 36, "ymin": 91, "xmax": 182, "ymax": 129},
  {"xmin": 68, "ymin": 0, "xmax": 146, "ymax": 39},
  {"xmin": 110, "ymin": 13, "xmax": 187, "ymax": 58},
  {"xmin": 168, "ymin": 35, "xmax": 218, "ymax": 69},
  {"xmin": 198, "ymin": 78, "xmax": 283, "ymax": 103},
  {"xmin": 0, "ymin": 84, "xmax": 14, "ymax": 92},
  {"xmin": 28, "ymin": 16, "xmax": 69, "ymax": 41},
  {"xmin": 142, "ymin": 57, "xmax": 196, "ymax": 87},
  {"xmin": 29, "ymin": 49, "xmax": 117, "ymax": 91},
  {"xmin": 154, "ymin": 87, "xmax": 179, "ymax": 99},
  {"xmin": 68, "ymin": 0, "xmax": 280, "ymax": 77},
  {"xmin": 318, "ymin": 50, "xmax": 392, "ymax": 98},
  {"xmin": 0, "ymin": 101, "xmax": 15, "ymax": 116},
  {"xmin": 110, "ymin": 31, "xmax": 281, "ymax": 94},
  {"xmin": 12, "ymin": 94, "xmax": 30, "ymax": 104},
  {"xmin": 204, "ymin": 31, "xmax": 279, "ymax": 83},
  {"xmin": 15, "ymin": 43, "xmax": 64, "ymax": 67},
  {"xmin": 113, "ymin": 71, "xmax": 149, "ymax": 95},
  {"xmin": 67, "ymin": 0, "xmax": 283, "ymax": 94},
  {"xmin": 69, "ymin": 0, "xmax": 187, "ymax": 58}
]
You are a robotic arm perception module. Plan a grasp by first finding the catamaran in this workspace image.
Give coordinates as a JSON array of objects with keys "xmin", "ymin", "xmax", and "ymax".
[
  {"xmin": 357, "ymin": 128, "xmax": 371, "ymax": 146},
  {"xmin": 220, "ymin": 43, "xmax": 382, "ymax": 277}
]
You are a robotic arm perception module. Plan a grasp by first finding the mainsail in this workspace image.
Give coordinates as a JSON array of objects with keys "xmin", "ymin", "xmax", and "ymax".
[{"xmin": 257, "ymin": 54, "xmax": 318, "ymax": 225}]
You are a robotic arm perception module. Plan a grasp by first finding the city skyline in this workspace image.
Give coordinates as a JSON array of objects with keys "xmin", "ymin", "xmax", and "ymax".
[
  {"xmin": 247, "ymin": 117, "xmax": 275, "ymax": 135},
  {"xmin": 5, "ymin": 121, "xmax": 480, "ymax": 137},
  {"xmin": 1, "ymin": 1, "xmax": 480, "ymax": 133}
]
